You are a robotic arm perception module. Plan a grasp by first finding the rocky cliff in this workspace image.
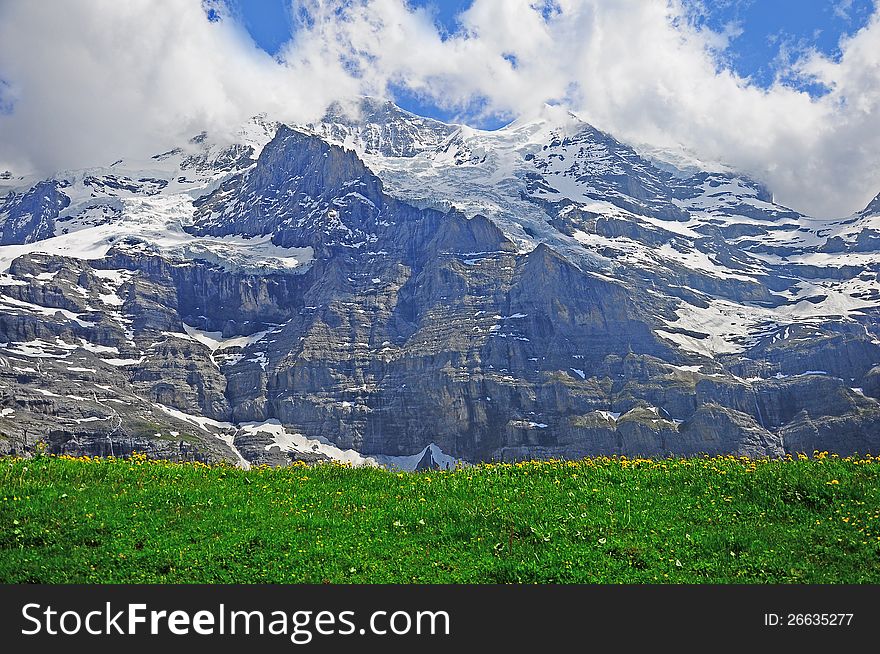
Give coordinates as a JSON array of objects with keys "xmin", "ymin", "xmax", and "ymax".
[{"xmin": 1, "ymin": 99, "xmax": 878, "ymax": 467}]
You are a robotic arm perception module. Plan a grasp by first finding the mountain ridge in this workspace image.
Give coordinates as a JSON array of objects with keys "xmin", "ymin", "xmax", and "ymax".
[{"xmin": 1, "ymin": 97, "xmax": 879, "ymax": 468}]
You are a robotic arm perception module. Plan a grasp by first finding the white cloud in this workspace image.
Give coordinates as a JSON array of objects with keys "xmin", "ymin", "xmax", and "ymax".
[
  {"xmin": 1, "ymin": 0, "xmax": 878, "ymax": 218},
  {"xmin": 0, "ymin": 0, "xmax": 353, "ymax": 173},
  {"xmin": 834, "ymin": 0, "xmax": 856, "ymax": 21}
]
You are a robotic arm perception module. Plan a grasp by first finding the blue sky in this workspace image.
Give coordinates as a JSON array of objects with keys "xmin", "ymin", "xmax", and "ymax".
[
  {"xmin": 686, "ymin": 0, "xmax": 875, "ymax": 89},
  {"xmin": 228, "ymin": 0, "xmax": 876, "ymax": 126}
]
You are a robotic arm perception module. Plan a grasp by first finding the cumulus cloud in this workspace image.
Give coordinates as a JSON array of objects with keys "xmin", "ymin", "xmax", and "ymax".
[
  {"xmin": 0, "ymin": 0, "xmax": 355, "ymax": 173},
  {"xmin": 1, "ymin": 0, "xmax": 879, "ymax": 218}
]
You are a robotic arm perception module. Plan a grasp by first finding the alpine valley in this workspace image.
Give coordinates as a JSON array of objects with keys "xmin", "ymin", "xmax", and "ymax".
[{"xmin": 2, "ymin": 98, "xmax": 879, "ymax": 469}]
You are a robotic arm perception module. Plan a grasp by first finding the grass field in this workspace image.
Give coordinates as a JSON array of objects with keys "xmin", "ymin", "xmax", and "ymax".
[{"xmin": 1, "ymin": 452, "xmax": 878, "ymax": 583}]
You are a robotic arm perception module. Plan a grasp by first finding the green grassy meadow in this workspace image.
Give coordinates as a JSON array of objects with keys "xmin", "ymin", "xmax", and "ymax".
[{"xmin": 1, "ymin": 452, "xmax": 878, "ymax": 583}]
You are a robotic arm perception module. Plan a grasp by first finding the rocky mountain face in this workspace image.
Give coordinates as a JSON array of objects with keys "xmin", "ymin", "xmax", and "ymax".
[
  {"xmin": 0, "ymin": 180, "xmax": 71, "ymax": 245},
  {"xmin": 1, "ymin": 97, "xmax": 879, "ymax": 467}
]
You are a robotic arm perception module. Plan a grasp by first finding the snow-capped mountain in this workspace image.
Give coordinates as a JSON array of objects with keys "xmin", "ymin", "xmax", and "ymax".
[{"xmin": 1, "ymin": 96, "xmax": 879, "ymax": 467}]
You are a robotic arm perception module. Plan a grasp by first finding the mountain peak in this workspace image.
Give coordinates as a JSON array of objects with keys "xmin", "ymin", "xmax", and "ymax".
[
  {"xmin": 504, "ymin": 102, "xmax": 584, "ymax": 130},
  {"xmin": 309, "ymin": 96, "xmax": 459, "ymax": 158},
  {"xmin": 859, "ymin": 190, "xmax": 880, "ymax": 216}
]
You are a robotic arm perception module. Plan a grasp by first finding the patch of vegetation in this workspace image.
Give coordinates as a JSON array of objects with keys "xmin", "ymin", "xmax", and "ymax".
[
  {"xmin": 128, "ymin": 419, "xmax": 200, "ymax": 445},
  {"xmin": 128, "ymin": 419, "xmax": 167, "ymax": 439},
  {"xmin": 0, "ymin": 452, "xmax": 878, "ymax": 583},
  {"xmin": 153, "ymin": 431, "xmax": 201, "ymax": 445}
]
